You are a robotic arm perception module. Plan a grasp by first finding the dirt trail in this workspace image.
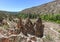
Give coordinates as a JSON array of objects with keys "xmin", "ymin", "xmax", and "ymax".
[
  {"xmin": 42, "ymin": 21, "xmax": 60, "ymax": 42},
  {"xmin": 43, "ymin": 21, "xmax": 60, "ymax": 31}
]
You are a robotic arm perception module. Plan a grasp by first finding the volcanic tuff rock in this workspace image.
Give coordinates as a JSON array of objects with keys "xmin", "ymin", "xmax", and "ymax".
[
  {"xmin": 16, "ymin": 18, "xmax": 44, "ymax": 38},
  {"xmin": 20, "ymin": 0, "xmax": 60, "ymax": 14}
]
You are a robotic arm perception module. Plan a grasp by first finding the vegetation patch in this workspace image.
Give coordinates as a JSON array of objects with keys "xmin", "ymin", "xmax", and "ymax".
[{"xmin": 40, "ymin": 14, "xmax": 60, "ymax": 24}]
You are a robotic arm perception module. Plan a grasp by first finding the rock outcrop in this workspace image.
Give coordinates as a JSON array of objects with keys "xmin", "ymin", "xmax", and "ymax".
[
  {"xmin": 0, "ymin": 18, "xmax": 44, "ymax": 42},
  {"xmin": 25, "ymin": 18, "xmax": 35, "ymax": 35},
  {"xmin": 17, "ymin": 18, "xmax": 28, "ymax": 36},
  {"xmin": 34, "ymin": 18, "xmax": 44, "ymax": 38}
]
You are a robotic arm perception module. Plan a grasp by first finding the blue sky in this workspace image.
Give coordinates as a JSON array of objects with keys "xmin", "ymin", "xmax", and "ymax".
[{"xmin": 0, "ymin": 0, "xmax": 54, "ymax": 12}]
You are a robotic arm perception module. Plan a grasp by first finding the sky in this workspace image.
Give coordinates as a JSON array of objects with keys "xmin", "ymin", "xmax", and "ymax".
[{"xmin": 0, "ymin": 0, "xmax": 54, "ymax": 12}]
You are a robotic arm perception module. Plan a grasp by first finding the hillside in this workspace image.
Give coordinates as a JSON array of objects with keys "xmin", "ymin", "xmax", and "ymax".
[
  {"xmin": 0, "ymin": 11, "xmax": 17, "ymax": 15},
  {"xmin": 0, "ymin": 11, "xmax": 17, "ymax": 19},
  {"xmin": 20, "ymin": 0, "xmax": 60, "ymax": 14}
]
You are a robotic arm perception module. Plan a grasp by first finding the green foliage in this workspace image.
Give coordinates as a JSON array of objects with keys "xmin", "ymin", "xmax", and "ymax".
[
  {"xmin": 40, "ymin": 14, "xmax": 60, "ymax": 24},
  {"xmin": 16, "ymin": 13, "xmax": 38, "ymax": 19},
  {"xmin": 17, "ymin": 13, "xmax": 60, "ymax": 24}
]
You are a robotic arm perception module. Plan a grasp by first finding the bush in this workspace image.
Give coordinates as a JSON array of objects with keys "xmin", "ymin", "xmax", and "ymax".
[
  {"xmin": 16, "ymin": 13, "xmax": 38, "ymax": 19},
  {"xmin": 40, "ymin": 14, "xmax": 60, "ymax": 24}
]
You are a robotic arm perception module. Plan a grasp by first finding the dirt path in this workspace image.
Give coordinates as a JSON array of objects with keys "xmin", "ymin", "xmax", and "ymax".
[
  {"xmin": 42, "ymin": 21, "xmax": 60, "ymax": 42},
  {"xmin": 43, "ymin": 21, "xmax": 60, "ymax": 31}
]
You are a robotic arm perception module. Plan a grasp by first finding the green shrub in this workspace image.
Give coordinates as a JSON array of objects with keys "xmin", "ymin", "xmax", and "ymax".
[
  {"xmin": 40, "ymin": 14, "xmax": 60, "ymax": 24},
  {"xmin": 16, "ymin": 13, "xmax": 38, "ymax": 19}
]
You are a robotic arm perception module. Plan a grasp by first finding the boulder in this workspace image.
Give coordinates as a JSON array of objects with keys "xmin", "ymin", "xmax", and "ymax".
[
  {"xmin": 17, "ymin": 18, "xmax": 28, "ymax": 36},
  {"xmin": 24, "ymin": 18, "xmax": 35, "ymax": 35},
  {"xmin": 34, "ymin": 18, "xmax": 44, "ymax": 38}
]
